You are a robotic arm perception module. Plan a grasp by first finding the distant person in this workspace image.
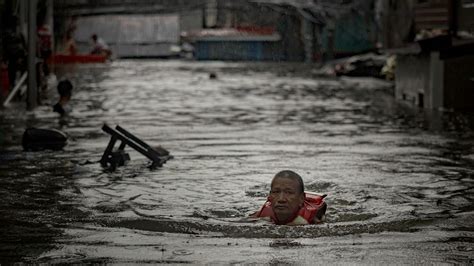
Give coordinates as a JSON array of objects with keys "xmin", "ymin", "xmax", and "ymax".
[
  {"xmin": 90, "ymin": 34, "xmax": 112, "ymax": 58},
  {"xmin": 64, "ymin": 17, "xmax": 78, "ymax": 56},
  {"xmin": 36, "ymin": 22, "xmax": 53, "ymax": 98},
  {"xmin": 53, "ymin": 79, "xmax": 73, "ymax": 116},
  {"xmin": 64, "ymin": 32, "xmax": 77, "ymax": 55},
  {"xmin": 251, "ymin": 170, "xmax": 327, "ymax": 225},
  {"xmin": 37, "ymin": 23, "xmax": 52, "ymax": 75}
]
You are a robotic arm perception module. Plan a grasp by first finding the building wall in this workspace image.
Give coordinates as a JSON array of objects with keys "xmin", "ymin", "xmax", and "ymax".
[
  {"xmin": 54, "ymin": 0, "xmax": 208, "ymax": 15},
  {"xmin": 214, "ymin": 1, "xmax": 305, "ymax": 62},
  {"xmin": 395, "ymin": 54, "xmax": 430, "ymax": 107},
  {"xmin": 74, "ymin": 14, "xmax": 180, "ymax": 57},
  {"xmin": 321, "ymin": 11, "xmax": 376, "ymax": 57},
  {"xmin": 215, "ymin": 0, "xmax": 280, "ymax": 28},
  {"xmin": 414, "ymin": 0, "xmax": 450, "ymax": 32},
  {"xmin": 277, "ymin": 12, "xmax": 304, "ymax": 61},
  {"xmin": 180, "ymin": 9, "xmax": 204, "ymax": 33},
  {"xmin": 428, "ymin": 51, "xmax": 444, "ymax": 109},
  {"xmin": 396, "ymin": 52, "xmax": 474, "ymax": 110},
  {"xmin": 384, "ymin": 0, "xmax": 474, "ymax": 110},
  {"xmin": 195, "ymin": 41, "xmax": 283, "ymax": 61},
  {"xmin": 444, "ymin": 54, "xmax": 474, "ymax": 109},
  {"xmin": 376, "ymin": 0, "xmax": 415, "ymax": 48},
  {"xmin": 458, "ymin": 2, "xmax": 474, "ymax": 33}
]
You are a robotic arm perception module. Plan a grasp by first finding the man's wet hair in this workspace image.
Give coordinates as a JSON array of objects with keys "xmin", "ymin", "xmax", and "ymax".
[
  {"xmin": 57, "ymin": 79, "xmax": 73, "ymax": 97},
  {"xmin": 271, "ymin": 170, "xmax": 304, "ymax": 194}
]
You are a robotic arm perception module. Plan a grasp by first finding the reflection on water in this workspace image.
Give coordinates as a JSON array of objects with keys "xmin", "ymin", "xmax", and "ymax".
[{"xmin": 0, "ymin": 60, "xmax": 473, "ymax": 263}]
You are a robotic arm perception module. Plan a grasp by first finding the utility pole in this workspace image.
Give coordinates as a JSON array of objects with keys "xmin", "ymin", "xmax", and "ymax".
[
  {"xmin": 326, "ymin": 21, "xmax": 335, "ymax": 61},
  {"xmin": 302, "ymin": 18, "xmax": 314, "ymax": 63},
  {"xmin": 27, "ymin": 0, "xmax": 37, "ymax": 110},
  {"xmin": 47, "ymin": 0, "xmax": 54, "ymax": 52}
]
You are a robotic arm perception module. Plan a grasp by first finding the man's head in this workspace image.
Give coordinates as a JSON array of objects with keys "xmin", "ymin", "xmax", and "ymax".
[
  {"xmin": 91, "ymin": 34, "xmax": 97, "ymax": 42},
  {"xmin": 57, "ymin": 79, "xmax": 73, "ymax": 100},
  {"xmin": 269, "ymin": 170, "xmax": 305, "ymax": 224}
]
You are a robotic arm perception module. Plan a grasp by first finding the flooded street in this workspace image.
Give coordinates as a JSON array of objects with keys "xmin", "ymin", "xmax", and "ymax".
[{"xmin": 1, "ymin": 60, "xmax": 473, "ymax": 264}]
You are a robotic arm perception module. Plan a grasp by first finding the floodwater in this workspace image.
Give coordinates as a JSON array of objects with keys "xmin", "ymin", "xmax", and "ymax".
[{"xmin": 0, "ymin": 60, "xmax": 473, "ymax": 264}]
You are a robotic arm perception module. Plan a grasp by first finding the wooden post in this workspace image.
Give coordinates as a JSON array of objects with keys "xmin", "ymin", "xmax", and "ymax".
[{"xmin": 27, "ymin": 0, "xmax": 37, "ymax": 110}]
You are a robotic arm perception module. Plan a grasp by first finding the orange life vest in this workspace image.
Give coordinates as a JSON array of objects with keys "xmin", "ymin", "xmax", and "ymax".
[{"xmin": 256, "ymin": 193, "xmax": 326, "ymax": 225}]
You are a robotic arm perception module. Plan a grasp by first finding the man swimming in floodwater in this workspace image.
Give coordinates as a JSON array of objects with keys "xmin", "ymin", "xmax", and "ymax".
[{"xmin": 252, "ymin": 170, "xmax": 327, "ymax": 225}]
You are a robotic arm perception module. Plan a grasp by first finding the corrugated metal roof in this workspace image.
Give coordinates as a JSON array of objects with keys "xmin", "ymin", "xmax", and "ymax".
[
  {"xmin": 414, "ymin": 1, "xmax": 450, "ymax": 31},
  {"xmin": 249, "ymin": 0, "xmax": 317, "ymax": 8},
  {"xmin": 188, "ymin": 28, "xmax": 281, "ymax": 42},
  {"xmin": 249, "ymin": 0, "xmax": 367, "ymax": 23}
]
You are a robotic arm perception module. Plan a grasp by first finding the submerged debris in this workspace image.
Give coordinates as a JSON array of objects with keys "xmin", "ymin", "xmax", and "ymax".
[
  {"xmin": 22, "ymin": 128, "xmax": 68, "ymax": 151},
  {"xmin": 100, "ymin": 124, "xmax": 173, "ymax": 171}
]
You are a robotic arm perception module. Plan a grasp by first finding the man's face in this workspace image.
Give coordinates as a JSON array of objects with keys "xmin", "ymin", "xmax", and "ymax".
[{"xmin": 269, "ymin": 177, "xmax": 304, "ymax": 223}]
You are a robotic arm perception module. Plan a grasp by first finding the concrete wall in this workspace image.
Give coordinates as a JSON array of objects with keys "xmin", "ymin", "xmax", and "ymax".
[
  {"xmin": 395, "ymin": 54, "xmax": 430, "ymax": 107},
  {"xmin": 396, "ymin": 52, "xmax": 474, "ymax": 110}
]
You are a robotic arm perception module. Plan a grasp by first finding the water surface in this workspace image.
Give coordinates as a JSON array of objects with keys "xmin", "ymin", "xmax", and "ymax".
[{"xmin": 0, "ymin": 60, "xmax": 473, "ymax": 264}]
